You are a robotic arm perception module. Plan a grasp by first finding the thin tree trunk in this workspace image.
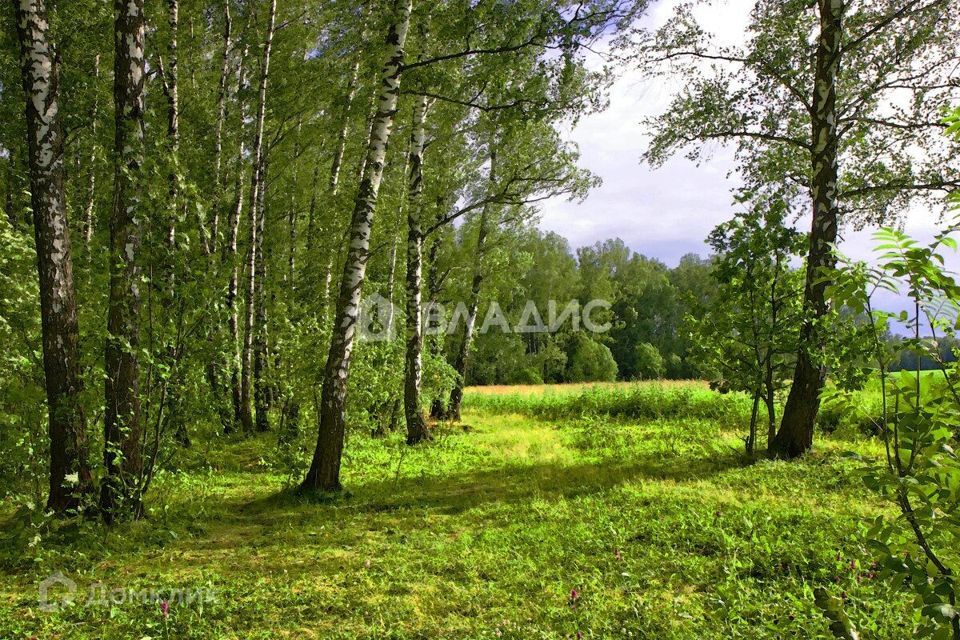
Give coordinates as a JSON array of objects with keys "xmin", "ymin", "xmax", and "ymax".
[
  {"xmin": 309, "ymin": 58, "xmax": 360, "ymax": 312},
  {"xmin": 160, "ymin": 0, "xmax": 188, "ymax": 447},
  {"xmin": 447, "ymin": 149, "xmax": 496, "ymax": 421},
  {"xmin": 404, "ymin": 94, "xmax": 430, "ymax": 445},
  {"xmin": 748, "ymin": 392, "xmax": 759, "ymax": 455},
  {"xmin": 160, "ymin": 0, "xmax": 180, "ymax": 252},
  {"xmin": 301, "ymin": 0, "xmax": 414, "ymax": 493},
  {"xmin": 13, "ymin": 0, "xmax": 93, "ymax": 513},
  {"xmin": 772, "ymin": 0, "xmax": 844, "ymax": 459},
  {"xmin": 764, "ymin": 357, "xmax": 777, "ymax": 451},
  {"xmin": 385, "ymin": 236, "xmax": 398, "ymax": 335},
  {"xmin": 330, "ymin": 60, "xmax": 360, "ymax": 196},
  {"xmin": 102, "ymin": 0, "xmax": 146, "ymax": 520},
  {"xmin": 4, "ymin": 151, "xmax": 15, "ymax": 227},
  {"xmin": 239, "ymin": 0, "xmax": 276, "ymax": 434},
  {"xmin": 223, "ymin": 49, "xmax": 249, "ymax": 433},
  {"xmin": 288, "ymin": 118, "xmax": 301, "ymax": 288},
  {"xmin": 226, "ymin": 169, "xmax": 245, "ymax": 430},
  {"xmin": 83, "ymin": 54, "xmax": 100, "ymax": 246},
  {"xmin": 427, "ymin": 235, "xmax": 446, "ymax": 419},
  {"xmin": 203, "ymin": 8, "xmax": 237, "ymax": 430},
  {"xmin": 208, "ymin": 0, "xmax": 232, "ymax": 257},
  {"xmin": 253, "ymin": 153, "xmax": 270, "ymax": 432}
]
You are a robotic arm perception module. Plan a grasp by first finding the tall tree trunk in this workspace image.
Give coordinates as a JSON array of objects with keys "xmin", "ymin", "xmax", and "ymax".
[
  {"xmin": 83, "ymin": 54, "xmax": 100, "ymax": 246},
  {"xmin": 225, "ymin": 169, "xmax": 245, "ymax": 430},
  {"xmin": 329, "ymin": 60, "xmax": 360, "ymax": 196},
  {"xmin": 239, "ymin": 0, "xmax": 276, "ymax": 434},
  {"xmin": 160, "ymin": 0, "xmax": 180, "ymax": 252},
  {"xmin": 160, "ymin": 0, "xmax": 188, "ymax": 447},
  {"xmin": 253, "ymin": 153, "xmax": 270, "ymax": 432},
  {"xmin": 204, "ymin": 8, "xmax": 237, "ymax": 431},
  {"xmin": 208, "ymin": 0, "xmax": 232, "ymax": 257},
  {"xmin": 309, "ymin": 58, "xmax": 360, "ymax": 313},
  {"xmin": 404, "ymin": 94, "xmax": 430, "ymax": 445},
  {"xmin": 301, "ymin": 0, "xmax": 413, "ymax": 493},
  {"xmin": 447, "ymin": 149, "xmax": 496, "ymax": 421},
  {"xmin": 288, "ymin": 118, "xmax": 301, "ymax": 288},
  {"xmin": 222, "ymin": 49, "xmax": 249, "ymax": 433},
  {"xmin": 427, "ymin": 235, "xmax": 446, "ymax": 419},
  {"xmin": 772, "ymin": 0, "xmax": 844, "ymax": 459},
  {"xmin": 102, "ymin": 0, "xmax": 146, "ymax": 520},
  {"xmin": 13, "ymin": 0, "xmax": 93, "ymax": 513}
]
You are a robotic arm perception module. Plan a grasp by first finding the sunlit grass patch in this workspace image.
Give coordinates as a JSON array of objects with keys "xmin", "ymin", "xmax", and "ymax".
[{"xmin": 0, "ymin": 382, "xmax": 910, "ymax": 639}]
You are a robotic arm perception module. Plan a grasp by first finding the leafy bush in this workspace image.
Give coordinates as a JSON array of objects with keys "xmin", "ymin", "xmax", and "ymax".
[
  {"xmin": 633, "ymin": 342, "xmax": 665, "ymax": 380},
  {"xmin": 566, "ymin": 335, "xmax": 618, "ymax": 382},
  {"xmin": 831, "ymin": 218, "xmax": 960, "ymax": 639}
]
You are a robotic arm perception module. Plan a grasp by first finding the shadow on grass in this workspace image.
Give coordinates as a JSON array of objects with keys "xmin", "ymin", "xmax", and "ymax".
[
  {"xmin": 0, "ymin": 447, "xmax": 749, "ymax": 574},
  {"xmin": 236, "ymin": 448, "xmax": 747, "ymax": 525}
]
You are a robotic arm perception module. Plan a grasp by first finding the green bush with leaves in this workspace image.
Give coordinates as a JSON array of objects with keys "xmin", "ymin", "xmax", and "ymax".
[
  {"xmin": 566, "ymin": 334, "xmax": 619, "ymax": 382},
  {"xmin": 688, "ymin": 198, "xmax": 805, "ymax": 454},
  {"xmin": 829, "ymin": 166, "xmax": 960, "ymax": 636},
  {"xmin": 632, "ymin": 342, "xmax": 665, "ymax": 380}
]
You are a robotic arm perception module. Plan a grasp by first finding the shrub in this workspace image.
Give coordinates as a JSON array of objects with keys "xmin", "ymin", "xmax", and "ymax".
[
  {"xmin": 566, "ymin": 335, "xmax": 618, "ymax": 382},
  {"xmin": 633, "ymin": 342, "xmax": 665, "ymax": 380}
]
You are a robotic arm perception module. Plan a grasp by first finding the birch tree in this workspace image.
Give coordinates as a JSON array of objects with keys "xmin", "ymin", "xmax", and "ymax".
[
  {"xmin": 12, "ymin": 0, "xmax": 93, "ymax": 513},
  {"xmin": 301, "ymin": 0, "xmax": 414, "ymax": 493},
  {"xmin": 644, "ymin": 0, "xmax": 960, "ymax": 458},
  {"xmin": 102, "ymin": 0, "xmax": 147, "ymax": 519},
  {"xmin": 239, "ymin": 0, "xmax": 276, "ymax": 434},
  {"xmin": 403, "ymin": 93, "xmax": 431, "ymax": 444}
]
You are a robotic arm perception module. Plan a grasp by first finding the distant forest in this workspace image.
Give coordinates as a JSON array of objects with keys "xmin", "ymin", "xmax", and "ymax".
[{"xmin": 456, "ymin": 230, "xmax": 957, "ymax": 385}]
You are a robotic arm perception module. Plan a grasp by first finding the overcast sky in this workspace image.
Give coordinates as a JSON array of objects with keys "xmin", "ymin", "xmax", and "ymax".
[{"xmin": 538, "ymin": 0, "xmax": 951, "ymax": 272}]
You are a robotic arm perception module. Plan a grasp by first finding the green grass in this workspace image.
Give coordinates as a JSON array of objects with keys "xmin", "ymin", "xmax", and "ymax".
[
  {"xmin": 0, "ymin": 382, "xmax": 912, "ymax": 639},
  {"xmin": 463, "ymin": 380, "xmax": 753, "ymax": 429}
]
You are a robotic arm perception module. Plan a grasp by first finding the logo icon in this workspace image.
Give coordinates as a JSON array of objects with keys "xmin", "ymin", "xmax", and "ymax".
[
  {"xmin": 357, "ymin": 293, "xmax": 398, "ymax": 342},
  {"xmin": 39, "ymin": 571, "xmax": 77, "ymax": 612}
]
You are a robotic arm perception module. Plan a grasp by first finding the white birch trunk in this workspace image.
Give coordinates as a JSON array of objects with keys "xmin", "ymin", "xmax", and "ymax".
[
  {"xmin": 239, "ymin": 0, "xmax": 276, "ymax": 433},
  {"xmin": 404, "ymin": 94, "xmax": 430, "ymax": 444},
  {"xmin": 301, "ymin": 0, "xmax": 414, "ymax": 492}
]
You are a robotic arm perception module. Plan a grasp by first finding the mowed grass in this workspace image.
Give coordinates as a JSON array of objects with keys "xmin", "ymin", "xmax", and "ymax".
[{"xmin": 0, "ymin": 382, "xmax": 910, "ymax": 639}]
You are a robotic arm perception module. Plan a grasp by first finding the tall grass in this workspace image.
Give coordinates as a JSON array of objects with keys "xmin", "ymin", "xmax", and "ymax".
[{"xmin": 462, "ymin": 381, "xmax": 753, "ymax": 428}]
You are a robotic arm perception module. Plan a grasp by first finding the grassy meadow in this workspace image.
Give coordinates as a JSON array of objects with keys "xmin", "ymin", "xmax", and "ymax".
[{"xmin": 0, "ymin": 381, "xmax": 917, "ymax": 638}]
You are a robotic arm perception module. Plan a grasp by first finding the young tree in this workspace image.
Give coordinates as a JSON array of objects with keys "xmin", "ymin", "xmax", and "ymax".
[
  {"xmin": 403, "ymin": 94, "xmax": 432, "ymax": 444},
  {"xmin": 239, "ymin": 0, "xmax": 276, "ymax": 434},
  {"xmin": 12, "ymin": 0, "xmax": 93, "ymax": 512},
  {"xmin": 690, "ymin": 198, "xmax": 805, "ymax": 455}
]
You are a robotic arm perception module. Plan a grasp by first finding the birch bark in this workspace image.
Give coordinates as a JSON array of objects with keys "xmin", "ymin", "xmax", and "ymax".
[
  {"xmin": 102, "ymin": 0, "xmax": 147, "ymax": 519},
  {"xmin": 404, "ymin": 94, "xmax": 430, "ymax": 444},
  {"xmin": 301, "ymin": 0, "xmax": 414, "ymax": 492},
  {"xmin": 13, "ymin": 0, "xmax": 93, "ymax": 512},
  {"xmin": 239, "ymin": 0, "xmax": 276, "ymax": 433},
  {"xmin": 772, "ymin": 0, "xmax": 845, "ymax": 458}
]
